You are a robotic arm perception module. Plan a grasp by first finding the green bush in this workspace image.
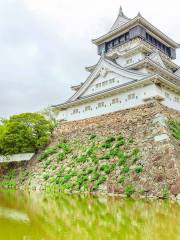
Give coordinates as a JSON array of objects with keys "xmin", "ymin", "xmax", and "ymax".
[
  {"xmin": 0, "ymin": 180, "xmax": 16, "ymax": 187},
  {"xmin": 162, "ymin": 186, "xmax": 169, "ymax": 199},
  {"xmin": 118, "ymin": 176, "xmax": 125, "ymax": 184},
  {"xmin": 124, "ymin": 185, "xmax": 134, "ymax": 197},
  {"xmin": 169, "ymin": 120, "xmax": 180, "ymax": 144},
  {"xmin": 76, "ymin": 155, "xmax": 87, "ymax": 163},
  {"xmin": 97, "ymin": 175, "xmax": 107, "ymax": 185},
  {"xmin": 92, "ymin": 171, "xmax": 100, "ymax": 181},
  {"xmin": 38, "ymin": 147, "xmax": 57, "ymax": 161},
  {"xmin": 121, "ymin": 165, "xmax": 129, "ymax": 174},
  {"xmin": 4, "ymin": 169, "xmax": 17, "ymax": 179},
  {"xmin": 99, "ymin": 153, "xmax": 111, "ymax": 160},
  {"xmin": 101, "ymin": 142, "xmax": 112, "ymax": 149},
  {"xmin": 135, "ymin": 165, "xmax": 143, "ymax": 174},
  {"xmin": 0, "ymin": 113, "xmax": 53, "ymax": 155},
  {"xmin": 43, "ymin": 173, "xmax": 50, "ymax": 181},
  {"xmin": 58, "ymin": 143, "xmax": 71, "ymax": 154},
  {"xmin": 100, "ymin": 164, "xmax": 115, "ymax": 174},
  {"xmin": 57, "ymin": 152, "xmax": 65, "ymax": 162},
  {"xmin": 89, "ymin": 134, "xmax": 96, "ymax": 140}
]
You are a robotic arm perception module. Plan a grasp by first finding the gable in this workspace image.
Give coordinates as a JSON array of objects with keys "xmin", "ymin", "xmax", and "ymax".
[
  {"xmin": 68, "ymin": 57, "xmax": 148, "ymax": 102},
  {"xmin": 149, "ymin": 52, "xmax": 167, "ymax": 69},
  {"xmin": 175, "ymin": 68, "xmax": 180, "ymax": 76}
]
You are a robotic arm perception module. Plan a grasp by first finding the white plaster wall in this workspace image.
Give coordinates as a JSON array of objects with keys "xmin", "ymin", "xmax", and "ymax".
[
  {"xmin": 82, "ymin": 72, "xmax": 136, "ymax": 97},
  {"xmin": 58, "ymin": 84, "xmax": 163, "ymax": 121},
  {"xmin": 161, "ymin": 87, "xmax": 180, "ymax": 111},
  {"xmin": 116, "ymin": 52, "xmax": 145, "ymax": 67}
]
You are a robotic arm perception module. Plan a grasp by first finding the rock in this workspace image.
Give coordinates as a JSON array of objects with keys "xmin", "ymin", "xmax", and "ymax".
[{"xmin": 170, "ymin": 181, "xmax": 180, "ymax": 195}]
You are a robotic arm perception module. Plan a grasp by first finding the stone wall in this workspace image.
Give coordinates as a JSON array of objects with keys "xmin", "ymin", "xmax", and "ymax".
[
  {"xmin": 53, "ymin": 102, "xmax": 180, "ymax": 197},
  {"xmin": 1, "ymin": 102, "xmax": 180, "ymax": 199}
]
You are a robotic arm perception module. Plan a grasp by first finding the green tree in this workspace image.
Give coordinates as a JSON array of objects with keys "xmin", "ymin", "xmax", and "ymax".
[{"xmin": 0, "ymin": 113, "xmax": 54, "ymax": 155}]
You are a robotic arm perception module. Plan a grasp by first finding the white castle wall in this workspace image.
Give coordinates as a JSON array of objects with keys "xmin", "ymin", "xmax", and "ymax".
[
  {"xmin": 161, "ymin": 87, "xmax": 180, "ymax": 111},
  {"xmin": 58, "ymin": 84, "xmax": 179, "ymax": 121}
]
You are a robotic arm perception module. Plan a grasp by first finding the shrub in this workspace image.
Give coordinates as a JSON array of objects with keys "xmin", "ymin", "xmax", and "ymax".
[
  {"xmin": 132, "ymin": 148, "xmax": 140, "ymax": 155},
  {"xmin": 101, "ymin": 142, "xmax": 112, "ymax": 149},
  {"xmin": 100, "ymin": 164, "xmax": 115, "ymax": 174},
  {"xmin": 76, "ymin": 155, "xmax": 87, "ymax": 163},
  {"xmin": 121, "ymin": 165, "xmax": 129, "ymax": 174},
  {"xmin": 169, "ymin": 120, "xmax": 180, "ymax": 144},
  {"xmin": 87, "ymin": 168, "xmax": 93, "ymax": 175},
  {"xmin": 117, "ymin": 135, "xmax": 124, "ymax": 141},
  {"xmin": 57, "ymin": 152, "xmax": 65, "ymax": 162},
  {"xmin": 0, "ymin": 180, "xmax": 16, "ymax": 187},
  {"xmin": 135, "ymin": 165, "xmax": 143, "ymax": 174},
  {"xmin": 117, "ymin": 150, "xmax": 127, "ymax": 162},
  {"xmin": 76, "ymin": 174, "xmax": 88, "ymax": 189},
  {"xmin": 131, "ymin": 148, "xmax": 141, "ymax": 163},
  {"xmin": 92, "ymin": 171, "xmax": 100, "ymax": 181},
  {"xmin": 38, "ymin": 147, "xmax": 57, "ymax": 161},
  {"xmin": 44, "ymin": 159, "xmax": 51, "ymax": 168},
  {"xmin": 43, "ymin": 173, "xmax": 49, "ymax": 181},
  {"xmin": 118, "ymin": 176, "xmax": 125, "ymax": 184},
  {"xmin": 5, "ymin": 169, "xmax": 17, "ymax": 179},
  {"xmin": 124, "ymin": 185, "xmax": 134, "ymax": 197},
  {"xmin": 58, "ymin": 143, "xmax": 71, "ymax": 154},
  {"xmin": 97, "ymin": 175, "xmax": 107, "ymax": 185},
  {"xmin": 99, "ymin": 153, "xmax": 111, "ymax": 160},
  {"xmin": 89, "ymin": 134, "xmax": 96, "ymax": 140},
  {"xmin": 162, "ymin": 186, "xmax": 169, "ymax": 199},
  {"xmin": 105, "ymin": 136, "xmax": 116, "ymax": 144}
]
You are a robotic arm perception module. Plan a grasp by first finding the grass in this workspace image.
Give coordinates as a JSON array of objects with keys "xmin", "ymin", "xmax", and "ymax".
[{"xmin": 0, "ymin": 180, "xmax": 17, "ymax": 187}]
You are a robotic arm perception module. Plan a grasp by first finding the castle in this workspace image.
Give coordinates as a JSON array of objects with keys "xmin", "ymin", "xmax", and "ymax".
[{"xmin": 53, "ymin": 7, "xmax": 180, "ymax": 121}]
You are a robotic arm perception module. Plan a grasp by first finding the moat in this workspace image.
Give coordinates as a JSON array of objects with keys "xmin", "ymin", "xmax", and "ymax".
[{"xmin": 0, "ymin": 190, "xmax": 180, "ymax": 240}]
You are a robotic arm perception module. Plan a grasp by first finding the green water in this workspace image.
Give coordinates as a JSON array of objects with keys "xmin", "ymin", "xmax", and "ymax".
[{"xmin": 0, "ymin": 190, "xmax": 180, "ymax": 240}]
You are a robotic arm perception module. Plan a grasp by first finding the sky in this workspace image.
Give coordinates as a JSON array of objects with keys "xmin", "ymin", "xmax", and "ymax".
[{"xmin": 0, "ymin": 0, "xmax": 180, "ymax": 118}]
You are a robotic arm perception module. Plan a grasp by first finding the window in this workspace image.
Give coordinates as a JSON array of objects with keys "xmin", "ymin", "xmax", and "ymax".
[
  {"xmin": 102, "ymin": 81, "xmax": 108, "ymax": 87},
  {"xmin": 98, "ymin": 102, "xmax": 105, "ymax": 108},
  {"xmin": 73, "ymin": 109, "xmax": 79, "ymax": 114},
  {"xmin": 174, "ymin": 97, "xmax": 179, "ymax": 103},
  {"xmin": 96, "ymin": 83, "xmax": 101, "ymax": 89},
  {"xmin": 165, "ymin": 92, "xmax": 170, "ymax": 99},
  {"xmin": 109, "ymin": 78, "xmax": 115, "ymax": 84},
  {"xmin": 85, "ymin": 106, "xmax": 91, "ymax": 111},
  {"xmin": 128, "ymin": 93, "xmax": 135, "ymax": 100},
  {"xmin": 126, "ymin": 58, "xmax": 132, "ymax": 65},
  {"xmin": 112, "ymin": 98, "xmax": 119, "ymax": 104}
]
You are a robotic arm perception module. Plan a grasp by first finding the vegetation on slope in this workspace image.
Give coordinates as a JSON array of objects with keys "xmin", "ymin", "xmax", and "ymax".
[
  {"xmin": 12, "ymin": 133, "xmax": 145, "ymax": 197},
  {"xmin": 169, "ymin": 120, "xmax": 180, "ymax": 145}
]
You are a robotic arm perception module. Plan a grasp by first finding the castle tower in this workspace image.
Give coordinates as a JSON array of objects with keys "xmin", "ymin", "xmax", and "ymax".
[{"xmin": 53, "ymin": 7, "xmax": 180, "ymax": 121}]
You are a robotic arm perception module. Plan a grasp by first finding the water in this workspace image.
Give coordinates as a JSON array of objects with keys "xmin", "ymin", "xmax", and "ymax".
[{"xmin": 0, "ymin": 190, "xmax": 180, "ymax": 240}]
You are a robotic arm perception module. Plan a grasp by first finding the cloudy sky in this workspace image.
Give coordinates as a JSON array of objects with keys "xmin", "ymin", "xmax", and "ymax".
[{"xmin": 0, "ymin": 0, "xmax": 180, "ymax": 118}]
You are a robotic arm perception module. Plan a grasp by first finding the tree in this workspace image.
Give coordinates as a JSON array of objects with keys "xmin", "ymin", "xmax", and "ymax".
[{"xmin": 0, "ymin": 113, "xmax": 54, "ymax": 155}]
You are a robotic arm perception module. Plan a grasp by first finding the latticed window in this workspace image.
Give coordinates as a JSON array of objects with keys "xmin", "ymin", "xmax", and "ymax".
[
  {"xmin": 73, "ymin": 109, "xmax": 79, "ymax": 114},
  {"xmin": 112, "ymin": 98, "xmax": 119, "ymax": 104},
  {"xmin": 85, "ymin": 106, "xmax": 91, "ymax": 111},
  {"xmin": 98, "ymin": 102, "xmax": 105, "ymax": 108},
  {"xmin": 128, "ymin": 93, "xmax": 135, "ymax": 100},
  {"xmin": 109, "ymin": 78, "xmax": 115, "ymax": 84},
  {"xmin": 174, "ymin": 97, "xmax": 179, "ymax": 103},
  {"xmin": 102, "ymin": 81, "xmax": 108, "ymax": 87},
  {"xmin": 165, "ymin": 92, "xmax": 170, "ymax": 99},
  {"xmin": 96, "ymin": 83, "xmax": 101, "ymax": 89}
]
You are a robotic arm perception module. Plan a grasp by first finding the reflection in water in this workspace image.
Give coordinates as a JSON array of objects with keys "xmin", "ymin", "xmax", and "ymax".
[
  {"xmin": 0, "ymin": 207, "xmax": 29, "ymax": 223},
  {"xmin": 0, "ymin": 190, "xmax": 180, "ymax": 240}
]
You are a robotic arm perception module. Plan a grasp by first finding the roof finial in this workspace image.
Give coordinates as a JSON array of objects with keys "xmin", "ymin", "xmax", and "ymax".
[{"xmin": 119, "ymin": 6, "xmax": 124, "ymax": 17}]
